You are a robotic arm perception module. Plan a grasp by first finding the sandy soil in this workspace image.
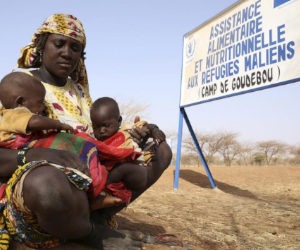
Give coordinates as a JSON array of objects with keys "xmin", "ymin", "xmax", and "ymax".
[
  {"xmin": 10, "ymin": 165, "xmax": 300, "ymax": 250},
  {"xmin": 118, "ymin": 165, "xmax": 300, "ymax": 250}
]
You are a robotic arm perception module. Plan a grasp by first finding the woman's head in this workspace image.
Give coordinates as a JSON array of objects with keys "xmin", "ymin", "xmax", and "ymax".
[{"xmin": 17, "ymin": 14, "xmax": 88, "ymax": 86}]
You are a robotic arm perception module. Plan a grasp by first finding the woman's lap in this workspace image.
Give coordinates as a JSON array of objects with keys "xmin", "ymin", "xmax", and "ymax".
[{"xmin": 1, "ymin": 161, "xmax": 92, "ymax": 249}]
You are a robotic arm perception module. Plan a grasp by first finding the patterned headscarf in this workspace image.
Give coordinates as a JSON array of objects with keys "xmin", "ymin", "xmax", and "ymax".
[{"xmin": 17, "ymin": 14, "xmax": 88, "ymax": 88}]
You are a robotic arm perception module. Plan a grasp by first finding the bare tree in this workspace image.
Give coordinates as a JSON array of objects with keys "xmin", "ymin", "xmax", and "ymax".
[
  {"xmin": 182, "ymin": 131, "xmax": 224, "ymax": 164},
  {"xmin": 217, "ymin": 132, "xmax": 241, "ymax": 166},
  {"xmin": 236, "ymin": 143, "xmax": 255, "ymax": 166},
  {"xmin": 256, "ymin": 140, "xmax": 287, "ymax": 165},
  {"xmin": 177, "ymin": 122, "xmax": 298, "ymax": 167},
  {"xmin": 202, "ymin": 133, "xmax": 223, "ymax": 163},
  {"xmin": 119, "ymin": 100, "xmax": 149, "ymax": 126},
  {"xmin": 182, "ymin": 135, "xmax": 197, "ymax": 153},
  {"xmin": 180, "ymin": 153, "xmax": 201, "ymax": 167},
  {"xmin": 289, "ymin": 144, "xmax": 300, "ymax": 165},
  {"xmin": 182, "ymin": 135, "xmax": 201, "ymax": 166}
]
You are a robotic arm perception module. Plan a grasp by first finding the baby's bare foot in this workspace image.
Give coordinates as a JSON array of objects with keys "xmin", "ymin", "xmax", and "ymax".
[{"xmin": 90, "ymin": 193, "xmax": 122, "ymax": 211}]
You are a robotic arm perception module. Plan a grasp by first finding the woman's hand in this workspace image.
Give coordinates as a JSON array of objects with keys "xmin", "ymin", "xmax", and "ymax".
[
  {"xmin": 127, "ymin": 116, "xmax": 149, "ymax": 148},
  {"xmin": 26, "ymin": 148, "xmax": 89, "ymax": 176},
  {"xmin": 128, "ymin": 116, "xmax": 166, "ymax": 148},
  {"xmin": 147, "ymin": 124, "xmax": 166, "ymax": 144},
  {"xmin": 128, "ymin": 125, "xmax": 150, "ymax": 148}
]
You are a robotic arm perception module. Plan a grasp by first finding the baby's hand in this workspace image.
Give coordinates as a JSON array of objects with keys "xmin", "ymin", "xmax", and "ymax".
[{"xmin": 60, "ymin": 123, "xmax": 74, "ymax": 133}]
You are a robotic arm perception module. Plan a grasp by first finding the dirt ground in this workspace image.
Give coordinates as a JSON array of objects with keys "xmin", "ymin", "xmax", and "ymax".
[
  {"xmin": 10, "ymin": 165, "xmax": 300, "ymax": 250},
  {"xmin": 118, "ymin": 165, "xmax": 300, "ymax": 250}
]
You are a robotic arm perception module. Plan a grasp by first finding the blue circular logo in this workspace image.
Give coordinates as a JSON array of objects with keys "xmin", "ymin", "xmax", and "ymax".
[{"xmin": 186, "ymin": 38, "xmax": 195, "ymax": 58}]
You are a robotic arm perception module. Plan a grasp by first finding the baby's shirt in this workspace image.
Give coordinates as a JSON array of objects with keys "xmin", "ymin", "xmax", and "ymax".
[{"xmin": 0, "ymin": 107, "xmax": 33, "ymax": 142}]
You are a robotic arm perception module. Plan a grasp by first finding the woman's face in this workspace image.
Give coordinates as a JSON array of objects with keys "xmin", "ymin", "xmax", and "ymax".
[{"xmin": 41, "ymin": 34, "xmax": 83, "ymax": 81}]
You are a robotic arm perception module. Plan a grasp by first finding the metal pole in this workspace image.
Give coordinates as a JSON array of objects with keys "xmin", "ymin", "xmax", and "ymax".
[
  {"xmin": 181, "ymin": 108, "xmax": 217, "ymax": 189},
  {"xmin": 174, "ymin": 108, "xmax": 184, "ymax": 190}
]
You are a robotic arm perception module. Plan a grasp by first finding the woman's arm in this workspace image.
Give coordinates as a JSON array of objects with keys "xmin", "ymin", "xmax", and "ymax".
[
  {"xmin": 0, "ymin": 148, "xmax": 18, "ymax": 177},
  {"xmin": 0, "ymin": 147, "xmax": 90, "ymax": 178}
]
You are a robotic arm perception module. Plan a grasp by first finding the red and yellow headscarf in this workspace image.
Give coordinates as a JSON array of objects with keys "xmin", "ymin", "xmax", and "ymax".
[{"xmin": 17, "ymin": 14, "xmax": 88, "ymax": 88}]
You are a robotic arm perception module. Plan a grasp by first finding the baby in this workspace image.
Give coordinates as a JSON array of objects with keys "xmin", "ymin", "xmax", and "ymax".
[
  {"xmin": 89, "ymin": 97, "xmax": 165, "ymax": 167},
  {"xmin": 0, "ymin": 72, "xmax": 118, "ymax": 209},
  {"xmin": 0, "ymin": 71, "xmax": 73, "ymax": 149},
  {"xmin": 84, "ymin": 97, "xmax": 166, "ymax": 204}
]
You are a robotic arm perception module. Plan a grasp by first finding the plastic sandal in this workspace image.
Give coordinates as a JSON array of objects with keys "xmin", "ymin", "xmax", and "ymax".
[{"xmin": 144, "ymin": 233, "xmax": 183, "ymax": 247}]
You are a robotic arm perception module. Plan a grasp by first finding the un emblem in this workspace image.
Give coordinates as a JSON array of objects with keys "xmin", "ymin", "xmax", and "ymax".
[{"xmin": 186, "ymin": 38, "xmax": 195, "ymax": 59}]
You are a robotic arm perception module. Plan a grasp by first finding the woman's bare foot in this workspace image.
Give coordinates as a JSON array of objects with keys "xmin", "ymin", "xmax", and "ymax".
[
  {"xmin": 75, "ymin": 223, "xmax": 145, "ymax": 250},
  {"xmin": 90, "ymin": 193, "xmax": 122, "ymax": 211}
]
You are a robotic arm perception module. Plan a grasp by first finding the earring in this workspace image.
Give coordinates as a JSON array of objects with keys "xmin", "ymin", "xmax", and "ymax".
[{"xmin": 39, "ymin": 51, "xmax": 43, "ymax": 63}]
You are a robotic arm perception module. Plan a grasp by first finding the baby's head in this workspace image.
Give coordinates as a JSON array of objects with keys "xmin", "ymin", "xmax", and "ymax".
[
  {"xmin": 0, "ymin": 71, "xmax": 46, "ymax": 114},
  {"xmin": 90, "ymin": 97, "xmax": 122, "ymax": 141}
]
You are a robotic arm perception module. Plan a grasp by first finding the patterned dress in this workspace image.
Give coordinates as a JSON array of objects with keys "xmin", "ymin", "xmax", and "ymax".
[
  {"xmin": 0, "ymin": 75, "xmax": 95, "ymax": 249},
  {"xmin": 42, "ymin": 77, "xmax": 93, "ymax": 135}
]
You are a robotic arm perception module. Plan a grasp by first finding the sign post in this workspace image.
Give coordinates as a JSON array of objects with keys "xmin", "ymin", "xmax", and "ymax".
[{"xmin": 175, "ymin": 0, "xmax": 300, "ymax": 189}]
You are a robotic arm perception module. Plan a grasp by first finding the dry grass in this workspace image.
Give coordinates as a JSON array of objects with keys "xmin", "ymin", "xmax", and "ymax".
[{"xmin": 10, "ymin": 165, "xmax": 300, "ymax": 250}]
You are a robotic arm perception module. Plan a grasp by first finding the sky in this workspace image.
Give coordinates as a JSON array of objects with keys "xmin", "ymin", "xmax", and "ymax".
[{"xmin": 1, "ymin": 0, "xmax": 299, "ymax": 146}]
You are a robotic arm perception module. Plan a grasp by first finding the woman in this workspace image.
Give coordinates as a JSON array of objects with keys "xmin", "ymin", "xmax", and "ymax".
[{"xmin": 0, "ymin": 14, "xmax": 172, "ymax": 249}]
